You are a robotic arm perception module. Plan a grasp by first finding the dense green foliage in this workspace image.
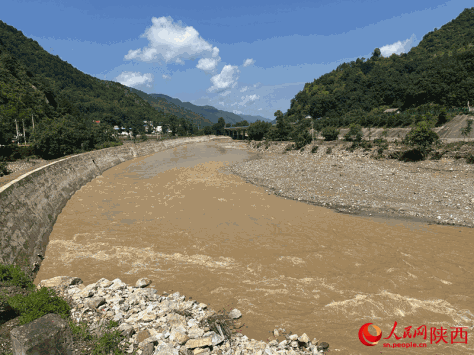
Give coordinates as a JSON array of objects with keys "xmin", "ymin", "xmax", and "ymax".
[
  {"xmin": 321, "ymin": 126, "xmax": 340, "ymax": 141},
  {"xmin": 247, "ymin": 120, "xmax": 272, "ymax": 140},
  {"xmin": 281, "ymin": 8, "xmax": 474, "ymax": 131}
]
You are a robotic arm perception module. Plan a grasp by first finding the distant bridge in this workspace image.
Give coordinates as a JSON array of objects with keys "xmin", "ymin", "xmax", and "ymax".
[
  {"xmin": 224, "ymin": 124, "xmax": 277, "ymax": 139},
  {"xmin": 223, "ymin": 126, "xmax": 250, "ymax": 139}
]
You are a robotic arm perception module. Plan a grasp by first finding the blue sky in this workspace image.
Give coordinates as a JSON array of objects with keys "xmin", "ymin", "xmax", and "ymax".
[{"xmin": 2, "ymin": 0, "xmax": 473, "ymax": 120}]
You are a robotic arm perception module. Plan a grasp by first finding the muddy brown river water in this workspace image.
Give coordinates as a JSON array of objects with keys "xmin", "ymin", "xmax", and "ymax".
[{"xmin": 34, "ymin": 141, "xmax": 474, "ymax": 354}]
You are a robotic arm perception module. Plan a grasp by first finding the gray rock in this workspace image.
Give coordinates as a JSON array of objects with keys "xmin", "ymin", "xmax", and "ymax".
[{"xmin": 228, "ymin": 308, "xmax": 242, "ymax": 319}]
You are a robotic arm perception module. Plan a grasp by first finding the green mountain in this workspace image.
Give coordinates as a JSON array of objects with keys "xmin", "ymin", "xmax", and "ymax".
[
  {"xmin": 286, "ymin": 7, "xmax": 474, "ymax": 127},
  {"xmin": 149, "ymin": 94, "xmax": 244, "ymax": 125},
  {"xmin": 237, "ymin": 114, "xmax": 272, "ymax": 124},
  {"xmin": 147, "ymin": 94, "xmax": 272, "ymax": 125},
  {"xmin": 0, "ymin": 19, "xmax": 201, "ymax": 149},
  {"xmin": 127, "ymin": 88, "xmax": 213, "ymax": 127}
]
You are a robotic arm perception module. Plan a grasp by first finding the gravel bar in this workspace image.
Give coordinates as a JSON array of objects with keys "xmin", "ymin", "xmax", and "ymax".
[{"xmin": 226, "ymin": 141, "xmax": 474, "ymax": 228}]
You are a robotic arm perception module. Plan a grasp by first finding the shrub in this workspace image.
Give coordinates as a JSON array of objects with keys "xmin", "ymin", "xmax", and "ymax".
[
  {"xmin": 430, "ymin": 151, "xmax": 445, "ymax": 160},
  {"xmin": 399, "ymin": 148, "xmax": 424, "ymax": 162},
  {"xmin": 321, "ymin": 127, "xmax": 340, "ymax": 141},
  {"xmin": 285, "ymin": 143, "xmax": 294, "ymax": 151},
  {"xmin": 7, "ymin": 286, "xmax": 71, "ymax": 325},
  {"xmin": 248, "ymin": 120, "xmax": 272, "ymax": 141},
  {"xmin": 293, "ymin": 130, "xmax": 312, "ymax": 150},
  {"xmin": 466, "ymin": 153, "xmax": 474, "ymax": 164},
  {"xmin": 436, "ymin": 108, "xmax": 448, "ymax": 126},
  {"xmin": 0, "ymin": 160, "xmax": 9, "ymax": 177},
  {"xmin": 344, "ymin": 123, "xmax": 363, "ymax": 142},
  {"xmin": 311, "ymin": 146, "xmax": 318, "ymax": 153},
  {"xmin": 326, "ymin": 147, "xmax": 332, "ymax": 154},
  {"xmin": 0, "ymin": 264, "xmax": 35, "ymax": 290},
  {"xmin": 94, "ymin": 141, "xmax": 123, "ymax": 150},
  {"xmin": 403, "ymin": 121, "xmax": 439, "ymax": 158}
]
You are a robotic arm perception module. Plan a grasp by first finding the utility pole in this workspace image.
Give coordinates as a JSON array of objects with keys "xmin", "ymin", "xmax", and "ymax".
[
  {"xmin": 306, "ymin": 115, "xmax": 313, "ymax": 143},
  {"xmin": 22, "ymin": 119, "xmax": 26, "ymax": 145},
  {"xmin": 15, "ymin": 119, "xmax": 19, "ymax": 146}
]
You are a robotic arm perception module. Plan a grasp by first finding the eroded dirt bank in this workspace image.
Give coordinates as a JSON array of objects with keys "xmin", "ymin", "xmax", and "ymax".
[{"xmin": 33, "ymin": 140, "xmax": 474, "ymax": 354}]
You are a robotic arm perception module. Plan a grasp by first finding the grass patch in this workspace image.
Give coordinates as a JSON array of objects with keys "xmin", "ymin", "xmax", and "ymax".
[
  {"xmin": 0, "ymin": 263, "xmax": 137, "ymax": 355},
  {"xmin": 311, "ymin": 146, "xmax": 318, "ymax": 154}
]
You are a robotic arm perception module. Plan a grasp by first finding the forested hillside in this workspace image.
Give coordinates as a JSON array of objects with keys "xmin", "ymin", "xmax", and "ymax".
[
  {"xmin": 128, "ymin": 88, "xmax": 213, "ymax": 127},
  {"xmin": 0, "ymin": 20, "xmax": 203, "ymax": 161},
  {"xmin": 284, "ymin": 7, "xmax": 474, "ymax": 130}
]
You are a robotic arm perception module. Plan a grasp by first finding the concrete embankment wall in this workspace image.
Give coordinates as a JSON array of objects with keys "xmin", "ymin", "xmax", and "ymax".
[{"xmin": 0, "ymin": 136, "xmax": 225, "ymax": 283}]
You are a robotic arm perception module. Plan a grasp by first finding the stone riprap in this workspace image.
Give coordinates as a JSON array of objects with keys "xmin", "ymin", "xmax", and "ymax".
[
  {"xmin": 0, "ymin": 136, "xmax": 227, "ymax": 285},
  {"xmin": 35, "ymin": 276, "xmax": 328, "ymax": 355}
]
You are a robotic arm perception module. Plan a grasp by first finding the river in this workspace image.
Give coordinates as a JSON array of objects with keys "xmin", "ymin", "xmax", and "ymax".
[{"xmin": 34, "ymin": 140, "xmax": 474, "ymax": 354}]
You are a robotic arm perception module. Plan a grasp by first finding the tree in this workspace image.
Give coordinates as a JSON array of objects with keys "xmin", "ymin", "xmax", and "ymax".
[
  {"xmin": 212, "ymin": 117, "xmax": 226, "ymax": 135},
  {"xmin": 234, "ymin": 120, "xmax": 249, "ymax": 127},
  {"xmin": 371, "ymin": 48, "xmax": 382, "ymax": 59},
  {"xmin": 293, "ymin": 129, "xmax": 312, "ymax": 149},
  {"xmin": 403, "ymin": 120, "xmax": 439, "ymax": 156},
  {"xmin": 321, "ymin": 126, "xmax": 340, "ymax": 141},
  {"xmin": 247, "ymin": 120, "xmax": 272, "ymax": 141},
  {"xmin": 274, "ymin": 110, "xmax": 292, "ymax": 141},
  {"xmin": 344, "ymin": 123, "xmax": 363, "ymax": 142},
  {"xmin": 460, "ymin": 118, "xmax": 473, "ymax": 141},
  {"xmin": 436, "ymin": 107, "xmax": 448, "ymax": 126},
  {"xmin": 203, "ymin": 126, "xmax": 212, "ymax": 135}
]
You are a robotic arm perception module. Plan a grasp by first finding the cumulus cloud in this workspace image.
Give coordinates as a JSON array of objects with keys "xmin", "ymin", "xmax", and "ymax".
[
  {"xmin": 220, "ymin": 90, "xmax": 232, "ymax": 97},
  {"xmin": 162, "ymin": 74, "xmax": 171, "ymax": 80},
  {"xmin": 124, "ymin": 16, "xmax": 220, "ymax": 68},
  {"xmin": 233, "ymin": 110, "xmax": 243, "ymax": 114},
  {"xmin": 197, "ymin": 57, "xmax": 220, "ymax": 71},
  {"xmin": 115, "ymin": 71, "xmax": 154, "ymax": 87},
  {"xmin": 380, "ymin": 34, "xmax": 417, "ymax": 57},
  {"xmin": 243, "ymin": 58, "xmax": 255, "ymax": 67},
  {"xmin": 240, "ymin": 86, "xmax": 248, "ymax": 93},
  {"xmin": 208, "ymin": 65, "xmax": 240, "ymax": 92},
  {"xmin": 218, "ymin": 101, "xmax": 225, "ymax": 106}
]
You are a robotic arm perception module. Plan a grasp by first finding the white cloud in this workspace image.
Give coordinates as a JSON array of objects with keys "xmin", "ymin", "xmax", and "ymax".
[
  {"xmin": 162, "ymin": 74, "xmax": 171, "ymax": 80},
  {"xmin": 208, "ymin": 65, "xmax": 240, "ymax": 92},
  {"xmin": 240, "ymin": 86, "xmax": 248, "ymax": 92},
  {"xmin": 233, "ymin": 110, "xmax": 243, "ymax": 114},
  {"xmin": 258, "ymin": 108, "xmax": 263, "ymax": 111},
  {"xmin": 220, "ymin": 90, "xmax": 232, "ymax": 97},
  {"xmin": 115, "ymin": 71, "xmax": 154, "ymax": 87},
  {"xmin": 380, "ymin": 34, "xmax": 417, "ymax": 57},
  {"xmin": 197, "ymin": 57, "xmax": 220, "ymax": 71},
  {"xmin": 243, "ymin": 58, "xmax": 255, "ymax": 67},
  {"xmin": 218, "ymin": 101, "xmax": 225, "ymax": 106},
  {"xmin": 124, "ymin": 16, "xmax": 220, "ymax": 67},
  {"xmin": 239, "ymin": 94, "xmax": 260, "ymax": 106}
]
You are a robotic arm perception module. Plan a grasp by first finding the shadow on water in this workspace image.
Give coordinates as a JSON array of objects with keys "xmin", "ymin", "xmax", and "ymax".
[{"xmin": 34, "ymin": 141, "xmax": 474, "ymax": 354}]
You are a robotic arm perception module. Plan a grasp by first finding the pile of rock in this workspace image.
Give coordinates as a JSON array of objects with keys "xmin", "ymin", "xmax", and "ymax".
[{"xmin": 37, "ymin": 276, "xmax": 328, "ymax": 355}]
